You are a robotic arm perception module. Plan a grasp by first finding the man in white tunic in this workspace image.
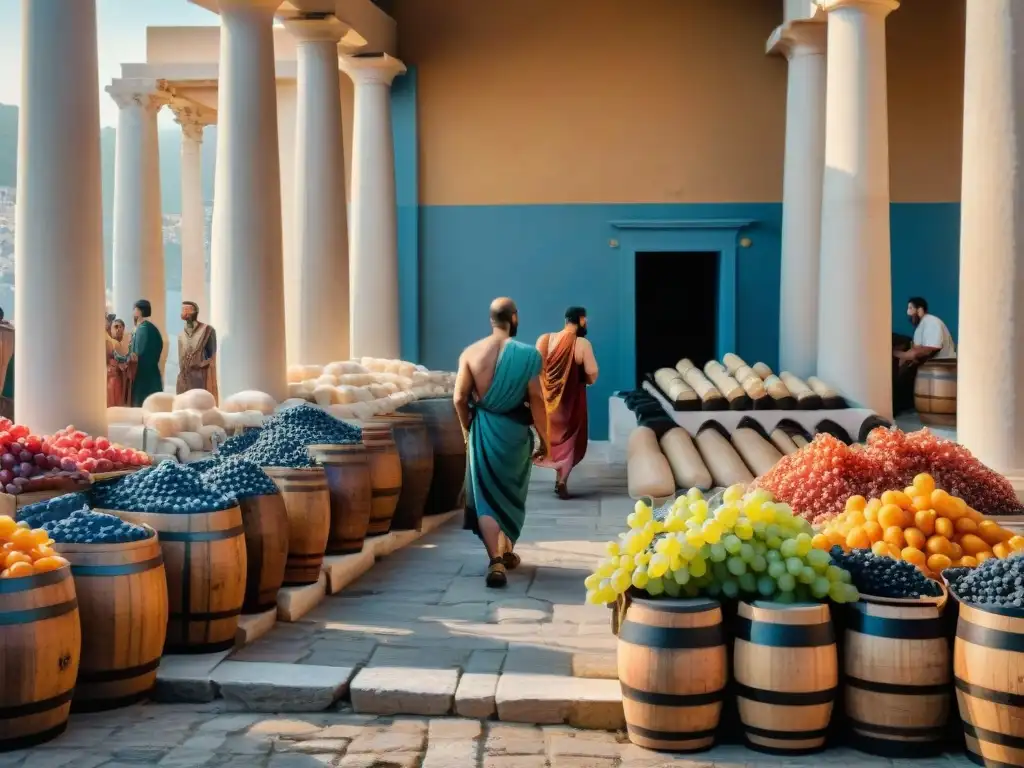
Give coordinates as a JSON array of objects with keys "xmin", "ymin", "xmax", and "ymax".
[{"xmin": 893, "ymin": 296, "xmax": 956, "ymax": 414}]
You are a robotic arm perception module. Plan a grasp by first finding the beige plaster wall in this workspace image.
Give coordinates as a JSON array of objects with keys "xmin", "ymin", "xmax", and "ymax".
[{"xmin": 393, "ymin": 0, "xmax": 965, "ymax": 206}]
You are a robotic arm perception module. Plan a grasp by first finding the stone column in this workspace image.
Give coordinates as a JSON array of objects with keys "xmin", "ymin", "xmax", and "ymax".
[
  {"xmin": 769, "ymin": 20, "xmax": 827, "ymax": 380},
  {"xmin": 285, "ymin": 17, "xmax": 351, "ymax": 366},
  {"xmin": 16, "ymin": 0, "xmax": 107, "ymax": 435},
  {"xmin": 171, "ymin": 105, "xmax": 213, "ymax": 313},
  {"xmin": 341, "ymin": 54, "xmax": 406, "ymax": 360},
  {"xmin": 816, "ymin": 0, "xmax": 898, "ymax": 418},
  {"xmin": 958, "ymin": 0, "xmax": 1024, "ymax": 499},
  {"xmin": 108, "ymin": 78, "xmax": 169, "ymax": 334},
  {"xmin": 211, "ymin": 0, "xmax": 288, "ymax": 402}
]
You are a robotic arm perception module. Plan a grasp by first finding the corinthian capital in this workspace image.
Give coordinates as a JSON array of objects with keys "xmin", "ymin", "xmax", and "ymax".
[
  {"xmin": 170, "ymin": 102, "xmax": 216, "ymax": 142},
  {"xmin": 106, "ymin": 78, "xmax": 172, "ymax": 113}
]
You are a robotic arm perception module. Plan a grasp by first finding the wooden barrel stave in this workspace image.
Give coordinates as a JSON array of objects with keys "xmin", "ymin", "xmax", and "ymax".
[
  {"xmin": 238, "ymin": 493, "xmax": 289, "ymax": 614},
  {"xmin": 0, "ymin": 567, "xmax": 81, "ymax": 751},
  {"xmin": 371, "ymin": 414, "xmax": 434, "ymax": 531},
  {"xmin": 359, "ymin": 424, "xmax": 403, "ymax": 537},
  {"xmin": 56, "ymin": 531, "xmax": 169, "ymax": 711},
  {"xmin": 844, "ymin": 598, "xmax": 951, "ymax": 756},
  {"xmin": 734, "ymin": 601, "xmax": 837, "ymax": 754},
  {"xmin": 915, "ymin": 360, "xmax": 957, "ymax": 427},
  {"xmin": 308, "ymin": 444, "xmax": 373, "ymax": 556},
  {"xmin": 954, "ymin": 601, "xmax": 1024, "ymax": 767},
  {"xmin": 400, "ymin": 398, "xmax": 466, "ymax": 515},
  {"xmin": 108, "ymin": 506, "xmax": 247, "ymax": 654},
  {"xmin": 618, "ymin": 597, "xmax": 726, "ymax": 752},
  {"xmin": 264, "ymin": 468, "xmax": 330, "ymax": 585}
]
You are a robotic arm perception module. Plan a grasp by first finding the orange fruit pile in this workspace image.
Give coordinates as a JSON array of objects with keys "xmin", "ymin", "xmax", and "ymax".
[
  {"xmin": 0, "ymin": 514, "xmax": 69, "ymax": 578},
  {"xmin": 812, "ymin": 473, "xmax": 1024, "ymax": 578}
]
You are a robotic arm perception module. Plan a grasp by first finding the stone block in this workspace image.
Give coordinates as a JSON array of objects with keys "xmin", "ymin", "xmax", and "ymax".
[
  {"xmin": 495, "ymin": 674, "xmax": 623, "ymax": 728},
  {"xmin": 346, "ymin": 729, "xmax": 425, "ymax": 754},
  {"xmin": 421, "ymin": 739, "xmax": 480, "ymax": 768},
  {"xmin": 321, "ymin": 550, "xmax": 376, "ymax": 594},
  {"xmin": 428, "ymin": 718, "xmax": 483, "ymax": 740},
  {"xmin": 235, "ymin": 608, "xmax": 278, "ymax": 647},
  {"xmin": 571, "ymin": 652, "xmax": 618, "ymax": 680},
  {"xmin": 483, "ymin": 757, "xmax": 547, "ymax": 768},
  {"xmin": 153, "ymin": 650, "xmax": 231, "ymax": 703},
  {"xmin": 454, "ymin": 672, "xmax": 498, "ymax": 719},
  {"xmin": 211, "ymin": 661, "xmax": 354, "ymax": 712},
  {"xmin": 566, "ymin": 678, "xmax": 624, "ymax": 731},
  {"xmin": 483, "ymin": 724, "xmax": 546, "ymax": 756},
  {"xmin": 548, "ymin": 734, "xmax": 622, "ymax": 759},
  {"xmin": 337, "ymin": 754, "xmax": 422, "ymax": 768},
  {"xmin": 276, "ymin": 573, "xmax": 327, "ymax": 622},
  {"xmin": 368, "ymin": 529, "xmax": 421, "ymax": 558},
  {"xmin": 349, "ymin": 666, "xmax": 459, "ymax": 716}
]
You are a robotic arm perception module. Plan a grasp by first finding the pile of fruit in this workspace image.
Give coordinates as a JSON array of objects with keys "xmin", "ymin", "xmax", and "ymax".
[
  {"xmin": 0, "ymin": 515, "xmax": 69, "ymax": 578},
  {"xmin": 946, "ymin": 556, "xmax": 1024, "ymax": 609},
  {"xmin": 757, "ymin": 428, "xmax": 1024, "ymax": 523},
  {"xmin": 814, "ymin": 473, "xmax": 1024, "ymax": 577},
  {"xmin": 201, "ymin": 457, "xmax": 280, "ymax": 500},
  {"xmin": 584, "ymin": 485, "xmax": 859, "ymax": 606},
  {"xmin": 91, "ymin": 462, "xmax": 235, "ymax": 514},
  {"xmin": 17, "ymin": 492, "xmax": 93, "ymax": 528},
  {"xmin": 42, "ymin": 508, "xmax": 150, "ymax": 545},
  {"xmin": 218, "ymin": 428, "xmax": 264, "ymax": 459},
  {"xmin": 829, "ymin": 547, "xmax": 943, "ymax": 599},
  {"xmin": 227, "ymin": 404, "xmax": 362, "ymax": 468}
]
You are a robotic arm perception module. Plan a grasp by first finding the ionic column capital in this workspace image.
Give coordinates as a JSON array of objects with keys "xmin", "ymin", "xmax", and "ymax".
[
  {"xmin": 106, "ymin": 78, "xmax": 172, "ymax": 113},
  {"xmin": 218, "ymin": 0, "xmax": 279, "ymax": 15},
  {"xmin": 767, "ymin": 20, "xmax": 827, "ymax": 59},
  {"xmin": 341, "ymin": 53, "xmax": 406, "ymax": 86},
  {"xmin": 818, "ymin": 0, "xmax": 899, "ymax": 17},
  {"xmin": 170, "ymin": 103, "xmax": 216, "ymax": 143},
  {"xmin": 284, "ymin": 15, "xmax": 351, "ymax": 45}
]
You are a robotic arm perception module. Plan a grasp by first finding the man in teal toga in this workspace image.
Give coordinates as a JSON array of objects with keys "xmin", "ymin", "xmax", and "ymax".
[
  {"xmin": 128, "ymin": 299, "xmax": 164, "ymax": 407},
  {"xmin": 454, "ymin": 297, "xmax": 549, "ymax": 588}
]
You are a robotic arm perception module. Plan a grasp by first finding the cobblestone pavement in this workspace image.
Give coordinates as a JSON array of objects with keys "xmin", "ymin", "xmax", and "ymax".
[{"xmin": 0, "ymin": 704, "xmax": 972, "ymax": 767}]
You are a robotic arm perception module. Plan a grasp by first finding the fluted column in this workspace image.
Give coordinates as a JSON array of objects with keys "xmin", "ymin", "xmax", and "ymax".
[
  {"xmin": 16, "ymin": 0, "xmax": 107, "ymax": 434},
  {"xmin": 108, "ymin": 78, "xmax": 169, "ymax": 334},
  {"xmin": 816, "ymin": 0, "xmax": 898, "ymax": 418},
  {"xmin": 171, "ymin": 104, "xmax": 213, "ymax": 313},
  {"xmin": 341, "ymin": 54, "xmax": 406, "ymax": 360},
  {"xmin": 211, "ymin": 0, "xmax": 287, "ymax": 401},
  {"xmin": 958, "ymin": 0, "xmax": 1024, "ymax": 500},
  {"xmin": 285, "ymin": 17, "xmax": 351, "ymax": 366},
  {"xmin": 769, "ymin": 20, "xmax": 827, "ymax": 380}
]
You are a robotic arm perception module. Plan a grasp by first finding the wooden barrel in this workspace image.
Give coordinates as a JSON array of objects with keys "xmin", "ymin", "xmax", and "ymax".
[
  {"xmin": 844, "ymin": 594, "xmax": 951, "ymax": 756},
  {"xmin": 263, "ymin": 467, "xmax": 330, "ymax": 586},
  {"xmin": 0, "ymin": 566, "xmax": 81, "ymax": 751},
  {"xmin": 400, "ymin": 398, "xmax": 466, "ymax": 515},
  {"xmin": 618, "ymin": 597, "xmax": 726, "ymax": 752},
  {"xmin": 360, "ymin": 423, "xmax": 403, "ymax": 537},
  {"xmin": 308, "ymin": 444, "xmax": 372, "ymax": 555},
  {"xmin": 914, "ymin": 359, "xmax": 957, "ymax": 427},
  {"xmin": 734, "ymin": 601, "xmax": 838, "ymax": 754},
  {"xmin": 954, "ymin": 600, "xmax": 1024, "ymax": 767},
  {"xmin": 237, "ymin": 493, "xmax": 289, "ymax": 613},
  {"xmin": 55, "ymin": 529, "xmax": 168, "ymax": 711},
  {"xmin": 371, "ymin": 414, "xmax": 434, "ymax": 531},
  {"xmin": 108, "ymin": 506, "xmax": 246, "ymax": 654}
]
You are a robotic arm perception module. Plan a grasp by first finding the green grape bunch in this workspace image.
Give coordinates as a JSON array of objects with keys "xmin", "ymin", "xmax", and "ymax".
[{"xmin": 584, "ymin": 485, "xmax": 859, "ymax": 606}]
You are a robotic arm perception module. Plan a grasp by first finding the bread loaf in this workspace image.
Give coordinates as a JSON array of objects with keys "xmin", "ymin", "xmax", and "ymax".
[
  {"xmin": 723, "ymin": 353, "xmax": 748, "ymax": 376},
  {"xmin": 654, "ymin": 368, "xmax": 698, "ymax": 406},
  {"xmin": 199, "ymin": 408, "xmax": 228, "ymax": 428},
  {"xmin": 222, "ymin": 390, "xmax": 277, "ymax": 415},
  {"xmin": 695, "ymin": 427, "xmax": 754, "ymax": 487},
  {"xmin": 808, "ymin": 376, "xmax": 846, "ymax": 409},
  {"xmin": 764, "ymin": 374, "xmax": 793, "ymax": 401},
  {"xmin": 731, "ymin": 427, "xmax": 784, "ymax": 476},
  {"xmin": 142, "ymin": 392, "xmax": 175, "ymax": 414},
  {"xmin": 703, "ymin": 361, "xmax": 745, "ymax": 404},
  {"xmin": 177, "ymin": 431, "xmax": 205, "ymax": 452},
  {"xmin": 733, "ymin": 364, "xmax": 760, "ymax": 385},
  {"xmin": 780, "ymin": 372, "xmax": 822, "ymax": 409},
  {"xmin": 752, "ymin": 362, "xmax": 773, "ymax": 380},
  {"xmin": 675, "ymin": 358, "xmax": 697, "ymax": 376},
  {"xmin": 791, "ymin": 433, "xmax": 809, "ymax": 448},
  {"xmin": 680, "ymin": 366, "xmax": 726, "ymax": 408},
  {"xmin": 769, "ymin": 429, "xmax": 800, "ymax": 455},
  {"xmin": 627, "ymin": 427, "xmax": 676, "ymax": 500},
  {"xmin": 660, "ymin": 428, "xmax": 712, "ymax": 490},
  {"xmin": 172, "ymin": 389, "xmax": 216, "ymax": 412}
]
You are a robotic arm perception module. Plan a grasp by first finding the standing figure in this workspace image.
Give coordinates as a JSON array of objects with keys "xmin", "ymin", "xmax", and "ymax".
[
  {"xmin": 453, "ymin": 298, "xmax": 548, "ymax": 588},
  {"xmin": 535, "ymin": 306, "xmax": 599, "ymax": 499},
  {"xmin": 0, "ymin": 308, "xmax": 13, "ymax": 420},
  {"xmin": 106, "ymin": 319, "xmax": 130, "ymax": 407},
  {"xmin": 127, "ymin": 299, "xmax": 164, "ymax": 407},
  {"xmin": 176, "ymin": 301, "xmax": 218, "ymax": 401}
]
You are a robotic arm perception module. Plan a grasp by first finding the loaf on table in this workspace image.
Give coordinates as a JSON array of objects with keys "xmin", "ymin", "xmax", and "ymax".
[
  {"xmin": 694, "ymin": 425, "xmax": 754, "ymax": 487},
  {"xmin": 660, "ymin": 427, "xmax": 713, "ymax": 490},
  {"xmin": 627, "ymin": 427, "xmax": 676, "ymax": 500}
]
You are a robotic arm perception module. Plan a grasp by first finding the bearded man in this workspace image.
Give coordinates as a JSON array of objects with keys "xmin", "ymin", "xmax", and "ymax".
[{"xmin": 176, "ymin": 301, "xmax": 218, "ymax": 400}]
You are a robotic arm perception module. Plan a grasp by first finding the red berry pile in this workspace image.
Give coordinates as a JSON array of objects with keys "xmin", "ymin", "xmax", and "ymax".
[
  {"xmin": 0, "ymin": 418, "xmax": 151, "ymax": 495},
  {"xmin": 756, "ymin": 427, "xmax": 1024, "ymax": 524}
]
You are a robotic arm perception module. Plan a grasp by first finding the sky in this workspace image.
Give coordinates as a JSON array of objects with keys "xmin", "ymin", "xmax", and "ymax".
[{"xmin": 0, "ymin": 0, "xmax": 218, "ymax": 127}]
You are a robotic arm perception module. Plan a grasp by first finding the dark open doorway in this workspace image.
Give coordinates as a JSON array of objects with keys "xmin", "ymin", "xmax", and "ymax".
[{"xmin": 635, "ymin": 251, "xmax": 718, "ymax": 385}]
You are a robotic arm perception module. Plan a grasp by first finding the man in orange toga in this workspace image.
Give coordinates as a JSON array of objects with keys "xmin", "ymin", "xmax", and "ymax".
[{"xmin": 534, "ymin": 306, "xmax": 599, "ymax": 499}]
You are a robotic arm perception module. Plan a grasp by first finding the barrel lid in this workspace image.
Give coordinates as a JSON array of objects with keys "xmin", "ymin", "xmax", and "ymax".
[
  {"xmin": 750, "ymin": 600, "xmax": 827, "ymax": 611},
  {"xmin": 629, "ymin": 596, "xmax": 720, "ymax": 613}
]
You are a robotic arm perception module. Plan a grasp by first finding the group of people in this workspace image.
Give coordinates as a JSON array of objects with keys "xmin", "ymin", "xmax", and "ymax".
[
  {"xmin": 454, "ymin": 299, "xmax": 599, "ymax": 588},
  {"xmin": 105, "ymin": 299, "xmax": 219, "ymax": 408},
  {"xmin": 892, "ymin": 296, "xmax": 957, "ymax": 415}
]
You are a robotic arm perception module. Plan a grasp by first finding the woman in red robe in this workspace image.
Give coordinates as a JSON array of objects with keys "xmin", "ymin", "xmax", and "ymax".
[
  {"xmin": 534, "ymin": 307, "xmax": 599, "ymax": 498},
  {"xmin": 106, "ymin": 319, "xmax": 129, "ymax": 407}
]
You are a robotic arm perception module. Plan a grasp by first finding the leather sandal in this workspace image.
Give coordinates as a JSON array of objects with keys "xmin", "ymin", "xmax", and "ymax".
[
  {"xmin": 485, "ymin": 557, "xmax": 507, "ymax": 588},
  {"xmin": 502, "ymin": 551, "xmax": 521, "ymax": 570}
]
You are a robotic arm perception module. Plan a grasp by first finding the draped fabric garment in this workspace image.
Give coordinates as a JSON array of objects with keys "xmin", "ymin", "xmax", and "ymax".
[
  {"xmin": 463, "ymin": 340, "xmax": 542, "ymax": 544},
  {"xmin": 128, "ymin": 320, "xmax": 164, "ymax": 407},
  {"xmin": 177, "ymin": 322, "xmax": 219, "ymax": 401},
  {"xmin": 535, "ymin": 331, "xmax": 588, "ymax": 482},
  {"xmin": 106, "ymin": 335, "xmax": 128, "ymax": 407}
]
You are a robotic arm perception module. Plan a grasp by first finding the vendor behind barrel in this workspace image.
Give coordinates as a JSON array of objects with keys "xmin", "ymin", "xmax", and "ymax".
[{"xmin": 892, "ymin": 296, "xmax": 956, "ymax": 414}]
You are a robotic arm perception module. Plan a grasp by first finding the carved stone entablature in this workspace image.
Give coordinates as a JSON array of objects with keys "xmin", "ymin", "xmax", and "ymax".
[
  {"xmin": 169, "ymin": 102, "xmax": 216, "ymax": 142},
  {"xmin": 106, "ymin": 78, "xmax": 173, "ymax": 113}
]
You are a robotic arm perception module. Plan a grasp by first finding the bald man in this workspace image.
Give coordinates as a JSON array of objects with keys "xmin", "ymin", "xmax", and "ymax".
[{"xmin": 454, "ymin": 298, "xmax": 549, "ymax": 588}]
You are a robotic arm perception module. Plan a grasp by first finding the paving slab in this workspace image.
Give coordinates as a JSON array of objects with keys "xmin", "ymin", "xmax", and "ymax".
[
  {"xmin": 321, "ymin": 549, "xmax": 376, "ymax": 594},
  {"xmin": 153, "ymin": 649, "xmax": 231, "ymax": 703},
  {"xmin": 235, "ymin": 607, "xmax": 278, "ymax": 647},
  {"xmin": 277, "ymin": 573, "xmax": 328, "ymax": 622},
  {"xmin": 349, "ymin": 666, "xmax": 460, "ymax": 716},
  {"xmin": 212, "ymin": 661, "xmax": 354, "ymax": 712}
]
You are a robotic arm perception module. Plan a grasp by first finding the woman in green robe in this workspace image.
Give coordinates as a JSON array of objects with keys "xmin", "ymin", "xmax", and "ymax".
[{"xmin": 128, "ymin": 299, "xmax": 164, "ymax": 407}]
